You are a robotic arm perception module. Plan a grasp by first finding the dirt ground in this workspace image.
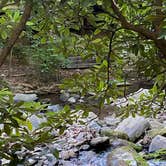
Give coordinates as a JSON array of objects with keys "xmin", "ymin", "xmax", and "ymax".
[{"xmin": 0, "ymin": 60, "xmax": 79, "ymax": 94}]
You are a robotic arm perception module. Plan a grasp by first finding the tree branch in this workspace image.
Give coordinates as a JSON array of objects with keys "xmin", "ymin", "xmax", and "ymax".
[
  {"xmin": 0, "ymin": 1, "xmax": 33, "ymax": 67},
  {"xmin": 109, "ymin": 0, "xmax": 157, "ymax": 40}
]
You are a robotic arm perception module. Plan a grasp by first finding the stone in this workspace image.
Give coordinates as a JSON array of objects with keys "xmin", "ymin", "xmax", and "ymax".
[
  {"xmin": 148, "ymin": 119, "xmax": 165, "ymax": 129},
  {"xmin": 147, "ymin": 127, "xmax": 166, "ymax": 138},
  {"xmin": 107, "ymin": 146, "xmax": 148, "ymax": 166},
  {"xmin": 90, "ymin": 136, "xmax": 109, "ymax": 148},
  {"xmin": 68, "ymin": 97, "xmax": 76, "ymax": 103},
  {"xmin": 110, "ymin": 139, "xmax": 142, "ymax": 151},
  {"xmin": 28, "ymin": 115, "xmax": 47, "ymax": 130},
  {"xmin": 103, "ymin": 116, "xmax": 121, "ymax": 127},
  {"xmin": 115, "ymin": 116, "xmax": 150, "ymax": 141},
  {"xmin": 112, "ymin": 88, "xmax": 149, "ymax": 107},
  {"xmin": 88, "ymin": 121, "xmax": 102, "ymax": 132},
  {"xmin": 60, "ymin": 92, "xmax": 70, "ymax": 102},
  {"xmin": 101, "ymin": 127, "xmax": 129, "ymax": 140},
  {"xmin": 149, "ymin": 135, "xmax": 166, "ymax": 152},
  {"xmin": 47, "ymin": 104, "xmax": 62, "ymax": 112},
  {"xmin": 45, "ymin": 153, "xmax": 57, "ymax": 165},
  {"xmin": 60, "ymin": 149, "xmax": 77, "ymax": 160},
  {"xmin": 14, "ymin": 93, "xmax": 38, "ymax": 102}
]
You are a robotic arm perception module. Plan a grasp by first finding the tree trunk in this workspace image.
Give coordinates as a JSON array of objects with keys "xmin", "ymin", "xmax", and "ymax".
[{"xmin": 0, "ymin": 1, "xmax": 33, "ymax": 67}]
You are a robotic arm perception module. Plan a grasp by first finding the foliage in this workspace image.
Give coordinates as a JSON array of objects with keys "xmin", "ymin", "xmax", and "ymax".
[
  {"xmin": 0, "ymin": 89, "xmax": 77, "ymax": 164},
  {"xmin": 0, "ymin": 0, "xmax": 165, "ymax": 116}
]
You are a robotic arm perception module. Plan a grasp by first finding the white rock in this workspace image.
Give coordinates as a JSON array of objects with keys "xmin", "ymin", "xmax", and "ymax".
[
  {"xmin": 14, "ymin": 93, "xmax": 38, "ymax": 102},
  {"xmin": 115, "ymin": 116, "xmax": 150, "ymax": 141},
  {"xmin": 149, "ymin": 135, "xmax": 166, "ymax": 152},
  {"xmin": 68, "ymin": 97, "xmax": 76, "ymax": 103}
]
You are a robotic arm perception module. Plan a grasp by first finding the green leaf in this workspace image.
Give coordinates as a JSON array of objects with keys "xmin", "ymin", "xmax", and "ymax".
[
  {"xmin": 53, "ymin": 149, "xmax": 59, "ymax": 158},
  {"xmin": 1, "ymin": 31, "xmax": 8, "ymax": 39},
  {"xmin": 92, "ymin": 38, "xmax": 102, "ymax": 43}
]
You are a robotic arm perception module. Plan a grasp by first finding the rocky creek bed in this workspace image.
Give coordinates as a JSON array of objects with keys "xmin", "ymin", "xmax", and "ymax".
[{"xmin": 1, "ymin": 89, "xmax": 166, "ymax": 166}]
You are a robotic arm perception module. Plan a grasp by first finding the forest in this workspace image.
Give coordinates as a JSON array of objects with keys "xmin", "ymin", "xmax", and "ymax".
[{"xmin": 0, "ymin": 0, "xmax": 166, "ymax": 165}]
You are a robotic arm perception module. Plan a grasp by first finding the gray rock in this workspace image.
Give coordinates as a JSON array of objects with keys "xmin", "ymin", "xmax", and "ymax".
[
  {"xmin": 90, "ymin": 136, "xmax": 109, "ymax": 147},
  {"xmin": 14, "ymin": 93, "xmax": 38, "ymax": 102},
  {"xmin": 88, "ymin": 121, "xmax": 101, "ymax": 132},
  {"xmin": 110, "ymin": 139, "xmax": 142, "ymax": 151},
  {"xmin": 115, "ymin": 116, "xmax": 150, "ymax": 141},
  {"xmin": 45, "ymin": 153, "xmax": 57, "ymax": 165},
  {"xmin": 47, "ymin": 105, "xmax": 62, "ymax": 112},
  {"xmin": 28, "ymin": 115, "xmax": 47, "ymax": 130},
  {"xmin": 60, "ymin": 92, "xmax": 70, "ymax": 102},
  {"xmin": 149, "ymin": 135, "xmax": 166, "ymax": 152},
  {"xmin": 148, "ymin": 119, "xmax": 165, "ymax": 129},
  {"xmin": 107, "ymin": 146, "xmax": 148, "ymax": 166},
  {"xmin": 103, "ymin": 116, "xmax": 120, "ymax": 127}
]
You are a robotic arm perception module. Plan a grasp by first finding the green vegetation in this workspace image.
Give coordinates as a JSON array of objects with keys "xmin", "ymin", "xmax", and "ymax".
[
  {"xmin": 0, "ymin": 0, "xmax": 166, "ymax": 164},
  {"xmin": 143, "ymin": 149, "xmax": 166, "ymax": 160},
  {"xmin": 0, "ymin": 89, "xmax": 78, "ymax": 164}
]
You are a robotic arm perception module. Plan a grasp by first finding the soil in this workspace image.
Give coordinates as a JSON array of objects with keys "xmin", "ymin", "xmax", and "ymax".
[{"xmin": 0, "ymin": 60, "xmax": 80, "ymax": 94}]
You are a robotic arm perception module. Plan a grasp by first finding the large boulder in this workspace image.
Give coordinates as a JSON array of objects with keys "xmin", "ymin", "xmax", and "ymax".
[
  {"xmin": 14, "ymin": 93, "xmax": 38, "ymax": 102},
  {"xmin": 107, "ymin": 146, "xmax": 148, "ymax": 166},
  {"xmin": 149, "ymin": 135, "xmax": 166, "ymax": 152},
  {"xmin": 115, "ymin": 116, "xmax": 150, "ymax": 141}
]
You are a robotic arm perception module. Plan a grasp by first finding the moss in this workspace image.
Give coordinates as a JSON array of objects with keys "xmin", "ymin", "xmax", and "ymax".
[
  {"xmin": 110, "ymin": 138, "xmax": 142, "ymax": 152},
  {"xmin": 143, "ymin": 149, "xmax": 166, "ymax": 160},
  {"xmin": 122, "ymin": 146, "xmax": 148, "ymax": 166},
  {"xmin": 147, "ymin": 128, "xmax": 166, "ymax": 138},
  {"xmin": 101, "ymin": 129, "xmax": 129, "ymax": 140},
  {"xmin": 108, "ymin": 146, "xmax": 148, "ymax": 166}
]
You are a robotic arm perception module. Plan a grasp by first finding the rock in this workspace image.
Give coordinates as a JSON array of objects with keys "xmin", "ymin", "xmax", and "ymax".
[
  {"xmin": 115, "ymin": 116, "xmax": 150, "ymax": 141},
  {"xmin": 147, "ymin": 160, "xmax": 166, "ymax": 166},
  {"xmin": 112, "ymin": 88, "xmax": 149, "ymax": 107},
  {"xmin": 60, "ymin": 149, "xmax": 77, "ymax": 160},
  {"xmin": 148, "ymin": 119, "xmax": 165, "ymax": 129},
  {"xmin": 45, "ymin": 153, "xmax": 57, "ymax": 165},
  {"xmin": 47, "ymin": 105, "xmax": 62, "ymax": 112},
  {"xmin": 103, "ymin": 116, "xmax": 121, "ymax": 127},
  {"xmin": 28, "ymin": 115, "xmax": 47, "ymax": 130},
  {"xmin": 68, "ymin": 97, "xmax": 76, "ymax": 103},
  {"xmin": 14, "ymin": 93, "xmax": 38, "ymax": 102},
  {"xmin": 60, "ymin": 92, "xmax": 70, "ymax": 102},
  {"xmin": 79, "ymin": 144, "xmax": 90, "ymax": 150},
  {"xmin": 88, "ymin": 121, "xmax": 102, "ymax": 132},
  {"xmin": 144, "ymin": 149, "xmax": 166, "ymax": 160},
  {"xmin": 101, "ymin": 127, "xmax": 129, "ymax": 140},
  {"xmin": 147, "ymin": 127, "xmax": 166, "ymax": 138},
  {"xmin": 107, "ymin": 146, "xmax": 148, "ymax": 166},
  {"xmin": 90, "ymin": 136, "xmax": 109, "ymax": 149},
  {"xmin": 149, "ymin": 135, "xmax": 166, "ymax": 152},
  {"xmin": 110, "ymin": 139, "xmax": 142, "ymax": 151}
]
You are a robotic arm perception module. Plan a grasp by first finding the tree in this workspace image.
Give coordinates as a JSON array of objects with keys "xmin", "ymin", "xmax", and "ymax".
[{"xmin": 0, "ymin": 0, "xmax": 33, "ymax": 67}]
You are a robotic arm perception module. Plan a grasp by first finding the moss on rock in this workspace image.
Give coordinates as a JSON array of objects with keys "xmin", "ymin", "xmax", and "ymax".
[
  {"xmin": 143, "ymin": 149, "xmax": 166, "ymax": 160},
  {"xmin": 107, "ymin": 146, "xmax": 148, "ymax": 166},
  {"xmin": 101, "ymin": 129, "xmax": 129, "ymax": 140}
]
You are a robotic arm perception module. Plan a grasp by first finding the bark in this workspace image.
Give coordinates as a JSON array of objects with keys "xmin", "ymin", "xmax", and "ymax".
[
  {"xmin": 110, "ymin": 0, "xmax": 166, "ymax": 58},
  {"xmin": 0, "ymin": 1, "xmax": 33, "ymax": 67}
]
